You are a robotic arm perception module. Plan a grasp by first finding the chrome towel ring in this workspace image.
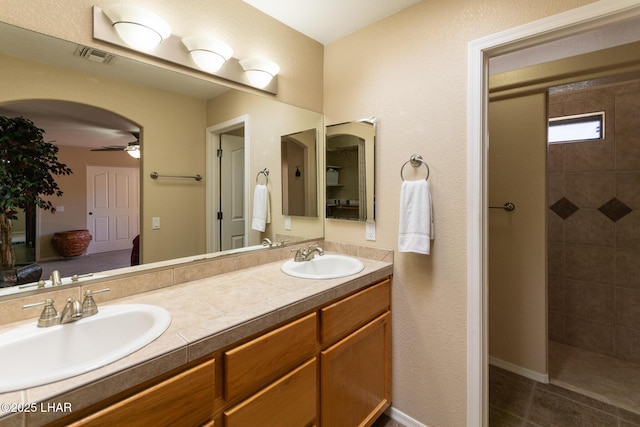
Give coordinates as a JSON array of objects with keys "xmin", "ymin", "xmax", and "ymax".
[
  {"xmin": 400, "ymin": 154, "xmax": 430, "ymax": 181},
  {"xmin": 256, "ymin": 168, "xmax": 269, "ymax": 184}
]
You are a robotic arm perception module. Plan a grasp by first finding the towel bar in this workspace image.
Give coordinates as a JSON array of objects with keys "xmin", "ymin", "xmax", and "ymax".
[
  {"xmin": 150, "ymin": 171, "xmax": 202, "ymax": 181},
  {"xmin": 489, "ymin": 202, "xmax": 515, "ymax": 211}
]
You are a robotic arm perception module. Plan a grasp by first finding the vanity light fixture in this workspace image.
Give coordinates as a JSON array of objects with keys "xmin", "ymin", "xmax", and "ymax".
[
  {"xmin": 239, "ymin": 57, "xmax": 280, "ymax": 88},
  {"xmin": 181, "ymin": 35, "xmax": 233, "ymax": 73},
  {"xmin": 102, "ymin": 4, "xmax": 171, "ymax": 51}
]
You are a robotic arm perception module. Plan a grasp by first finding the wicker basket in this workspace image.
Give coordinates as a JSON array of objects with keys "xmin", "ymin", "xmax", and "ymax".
[{"xmin": 51, "ymin": 229, "xmax": 92, "ymax": 257}]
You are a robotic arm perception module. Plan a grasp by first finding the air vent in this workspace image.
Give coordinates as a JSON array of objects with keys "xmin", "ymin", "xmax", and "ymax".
[{"xmin": 74, "ymin": 46, "xmax": 116, "ymax": 64}]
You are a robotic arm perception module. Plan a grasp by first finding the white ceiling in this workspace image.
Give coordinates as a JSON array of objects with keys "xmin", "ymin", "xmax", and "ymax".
[{"xmin": 242, "ymin": 0, "xmax": 422, "ymax": 45}]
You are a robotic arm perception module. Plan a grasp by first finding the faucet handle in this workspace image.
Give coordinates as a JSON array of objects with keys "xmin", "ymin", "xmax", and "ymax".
[
  {"xmin": 22, "ymin": 298, "xmax": 60, "ymax": 328},
  {"xmin": 82, "ymin": 288, "xmax": 110, "ymax": 317}
]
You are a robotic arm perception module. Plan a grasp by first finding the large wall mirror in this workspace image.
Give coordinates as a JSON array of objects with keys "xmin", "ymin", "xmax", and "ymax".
[
  {"xmin": 0, "ymin": 22, "xmax": 324, "ymax": 298},
  {"xmin": 325, "ymin": 119, "xmax": 375, "ymax": 222}
]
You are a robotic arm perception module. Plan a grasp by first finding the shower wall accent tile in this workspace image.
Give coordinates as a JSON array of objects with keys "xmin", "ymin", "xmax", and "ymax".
[
  {"xmin": 598, "ymin": 197, "xmax": 632, "ymax": 222},
  {"xmin": 615, "ymin": 250, "xmax": 640, "ymax": 290},
  {"xmin": 566, "ymin": 173, "xmax": 614, "ymax": 208},
  {"xmin": 565, "ymin": 210, "xmax": 615, "ymax": 247},
  {"xmin": 548, "ymin": 80, "xmax": 640, "ymax": 361},
  {"xmin": 550, "ymin": 197, "xmax": 578, "ymax": 219}
]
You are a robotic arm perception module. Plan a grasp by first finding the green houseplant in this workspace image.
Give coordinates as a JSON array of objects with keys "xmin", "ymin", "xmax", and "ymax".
[{"xmin": 0, "ymin": 116, "xmax": 72, "ymax": 270}]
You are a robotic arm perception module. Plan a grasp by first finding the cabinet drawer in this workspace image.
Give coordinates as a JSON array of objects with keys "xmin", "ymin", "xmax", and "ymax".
[
  {"xmin": 224, "ymin": 358, "xmax": 317, "ymax": 427},
  {"xmin": 320, "ymin": 279, "xmax": 390, "ymax": 345},
  {"xmin": 70, "ymin": 358, "xmax": 215, "ymax": 427},
  {"xmin": 225, "ymin": 312, "xmax": 317, "ymax": 401}
]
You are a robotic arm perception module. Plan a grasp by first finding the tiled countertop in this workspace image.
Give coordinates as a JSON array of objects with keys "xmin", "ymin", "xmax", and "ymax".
[{"xmin": 0, "ymin": 250, "xmax": 392, "ymax": 426}]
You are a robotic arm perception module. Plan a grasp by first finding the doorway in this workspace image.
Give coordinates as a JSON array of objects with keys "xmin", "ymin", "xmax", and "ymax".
[
  {"xmin": 206, "ymin": 116, "xmax": 250, "ymax": 253},
  {"xmin": 468, "ymin": 3, "xmax": 640, "ymax": 426}
]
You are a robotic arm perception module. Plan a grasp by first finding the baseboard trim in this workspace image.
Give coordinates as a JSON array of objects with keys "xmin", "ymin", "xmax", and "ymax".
[
  {"xmin": 489, "ymin": 356, "xmax": 549, "ymax": 383},
  {"xmin": 387, "ymin": 406, "xmax": 428, "ymax": 427}
]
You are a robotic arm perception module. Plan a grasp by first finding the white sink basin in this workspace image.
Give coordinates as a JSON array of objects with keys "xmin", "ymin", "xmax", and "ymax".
[
  {"xmin": 281, "ymin": 254, "xmax": 365, "ymax": 279},
  {"xmin": 0, "ymin": 304, "xmax": 171, "ymax": 393}
]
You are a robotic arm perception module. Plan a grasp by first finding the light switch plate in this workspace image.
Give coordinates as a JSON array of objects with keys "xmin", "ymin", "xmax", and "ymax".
[
  {"xmin": 284, "ymin": 215, "xmax": 291, "ymax": 230},
  {"xmin": 152, "ymin": 217, "xmax": 160, "ymax": 230}
]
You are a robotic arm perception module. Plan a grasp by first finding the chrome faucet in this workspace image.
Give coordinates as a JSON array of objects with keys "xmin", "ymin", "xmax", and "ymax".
[
  {"xmin": 291, "ymin": 244, "xmax": 324, "ymax": 262},
  {"xmin": 60, "ymin": 297, "xmax": 83, "ymax": 324},
  {"xmin": 263, "ymin": 238, "xmax": 288, "ymax": 248},
  {"xmin": 22, "ymin": 288, "xmax": 110, "ymax": 327}
]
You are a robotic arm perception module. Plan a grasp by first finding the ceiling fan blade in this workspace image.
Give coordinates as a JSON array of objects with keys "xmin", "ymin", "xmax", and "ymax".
[{"xmin": 90, "ymin": 145, "xmax": 127, "ymax": 151}]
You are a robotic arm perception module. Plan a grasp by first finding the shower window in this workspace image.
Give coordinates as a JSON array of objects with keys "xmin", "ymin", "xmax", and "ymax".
[{"xmin": 548, "ymin": 111, "xmax": 604, "ymax": 143}]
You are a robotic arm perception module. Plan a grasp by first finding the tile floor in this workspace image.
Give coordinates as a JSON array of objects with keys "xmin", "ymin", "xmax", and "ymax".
[
  {"xmin": 490, "ymin": 364, "xmax": 640, "ymax": 426},
  {"xmin": 549, "ymin": 341, "xmax": 640, "ymax": 415}
]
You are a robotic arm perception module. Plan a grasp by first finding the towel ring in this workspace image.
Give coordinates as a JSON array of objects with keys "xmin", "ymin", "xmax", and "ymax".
[
  {"xmin": 256, "ymin": 168, "xmax": 269, "ymax": 184},
  {"xmin": 400, "ymin": 154, "xmax": 430, "ymax": 181}
]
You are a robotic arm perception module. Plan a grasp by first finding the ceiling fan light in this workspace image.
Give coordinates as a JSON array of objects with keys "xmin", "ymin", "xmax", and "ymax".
[
  {"xmin": 239, "ymin": 57, "xmax": 279, "ymax": 88},
  {"xmin": 182, "ymin": 35, "xmax": 233, "ymax": 73},
  {"xmin": 103, "ymin": 4, "xmax": 171, "ymax": 51},
  {"xmin": 125, "ymin": 145, "xmax": 140, "ymax": 159}
]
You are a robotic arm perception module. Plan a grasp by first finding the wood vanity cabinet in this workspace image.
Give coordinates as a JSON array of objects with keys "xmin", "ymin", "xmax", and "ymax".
[
  {"xmin": 220, "ymin": 278, "xmax": 391, "ymax": 427},
  {"xmin": 52, "ymin": 277, "xmax": 390, "ymax": 427},
  {"xmin": 68, "ymin": 358, "xmax": 216, "ymax": 427},
  {"xmin": 320, "ymin": 279, "xmax": 391, "ymax": 427}
]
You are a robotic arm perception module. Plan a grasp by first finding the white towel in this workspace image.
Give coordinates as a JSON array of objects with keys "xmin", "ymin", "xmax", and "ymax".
[
  {"xmin": 398, "ymin": 180, "xmax": 434, "ymax": 254},
  {"xmin": 251, "ymin": 184, "xmax": 271, "ymax": 232}
]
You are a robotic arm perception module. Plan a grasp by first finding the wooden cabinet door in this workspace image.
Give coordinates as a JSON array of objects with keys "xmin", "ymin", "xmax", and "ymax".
[
  {"xmin": 70, "ymin": 359, "xmax": 215, "ymax": 427},
  {"xmin": 224, "ymin": 358, "xmax": 317, "ymax": 427},
  {"xmin": 320, "ymin": 312, "xmax": 391, "ymax": 427},
  {"xmin": 225, "ymin": 312, "xmax": 317, "ymax": 401}
]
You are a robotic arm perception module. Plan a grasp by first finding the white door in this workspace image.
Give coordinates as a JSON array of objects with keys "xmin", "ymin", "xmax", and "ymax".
[
  {"xmin": 220, "ymin": 135, "xmax": 245, "ymax": 250},
  {"xmin": 86, "ymin": 166, "xmax": 140, "ymax": 254}
]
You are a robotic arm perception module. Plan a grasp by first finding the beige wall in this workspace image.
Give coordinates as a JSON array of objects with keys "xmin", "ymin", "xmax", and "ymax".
[
  {"xmin": 488, "ymin": 93, "xmax": 548, "ymax": 375},
  {"xmin": 323, "ymin": 0, "xmax": 597, "ymax": 425}
]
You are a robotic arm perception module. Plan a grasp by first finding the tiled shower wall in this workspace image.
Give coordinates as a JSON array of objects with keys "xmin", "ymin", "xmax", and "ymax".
[{"xmin": 548, "ymin": 79, "xmax": 640, "ymax": 365}]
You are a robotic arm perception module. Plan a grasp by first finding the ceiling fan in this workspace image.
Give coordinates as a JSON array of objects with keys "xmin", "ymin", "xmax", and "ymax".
[{"xmin": 91, "ymin": 132, "xmax": 140, "ymax": 158}]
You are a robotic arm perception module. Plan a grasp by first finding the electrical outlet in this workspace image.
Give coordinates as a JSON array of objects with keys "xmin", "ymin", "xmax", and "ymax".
[
  {"xmin": 366, "ymin": 221, "xmax": 376, "ymax": 241},
  {"xmin": 284, "ymin": 215, "xmax": 291, "ymax": 230}
]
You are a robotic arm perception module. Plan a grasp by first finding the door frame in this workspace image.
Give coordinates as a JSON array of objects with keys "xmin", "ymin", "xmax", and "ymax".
[
  {"xmin": 467, "ymin": 1, "xmax": 640, "ymax": 426},
  {"xmin": 206, "ymin": 115, "xmax": 250, "ymax": 253}
]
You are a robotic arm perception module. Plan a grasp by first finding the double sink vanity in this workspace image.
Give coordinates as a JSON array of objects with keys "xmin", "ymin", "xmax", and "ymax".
[{"xmin": 0, "ymin": 241, "xmax": 393, "ymax": 426}]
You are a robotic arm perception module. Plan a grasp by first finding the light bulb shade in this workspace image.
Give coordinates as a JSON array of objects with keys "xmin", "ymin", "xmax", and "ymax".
[
  {"xmin": 182, "ymin": 36, "xmax": 233, "ymax": 73},
  {"xmin": 239, "ymin": 57, "xmax": 280, "ymax": 88},
  {"xmin": 103, "ymin": 4, "xmax": 171, "ymax": 51}
]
